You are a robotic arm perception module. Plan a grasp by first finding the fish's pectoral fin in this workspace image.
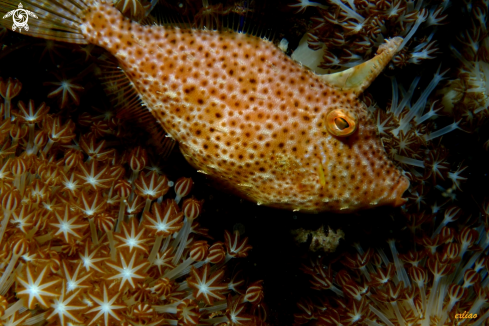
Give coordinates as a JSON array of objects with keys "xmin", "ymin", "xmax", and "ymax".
[{"xmin": 317, "ymin": 37, "xmax": 403, "ymax": 96}]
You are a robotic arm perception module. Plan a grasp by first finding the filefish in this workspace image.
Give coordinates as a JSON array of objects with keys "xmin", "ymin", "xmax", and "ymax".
[{"xmin": 0, "ymin": 0, "xmax": 410, "ymax": 213}]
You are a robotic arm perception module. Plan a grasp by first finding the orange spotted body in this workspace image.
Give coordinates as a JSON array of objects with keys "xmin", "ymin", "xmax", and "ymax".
[{"xmin": 10, "ymin": 0, "xmax": 409, "ymax": 213}]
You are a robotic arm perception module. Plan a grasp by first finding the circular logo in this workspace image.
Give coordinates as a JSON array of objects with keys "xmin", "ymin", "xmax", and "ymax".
[{"xmin": 13, "ymin": 9, "xmax": 28, "ymax": 28}]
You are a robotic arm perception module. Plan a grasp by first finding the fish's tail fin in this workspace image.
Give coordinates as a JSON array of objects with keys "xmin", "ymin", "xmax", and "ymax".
[{"xmin": 0, "ymin": 0, "xmax": 90, "ymax": 44}]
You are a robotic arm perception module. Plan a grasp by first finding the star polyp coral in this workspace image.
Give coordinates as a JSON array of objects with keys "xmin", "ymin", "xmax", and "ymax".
[
  {"xmin": 368, "ymin": 263, "xmax": 395, "ymax": 287},
  {"xmin": 13, "ymin": 100, "xmax": 49, "ymax": 149},
  {"xmin": 176, "ymin": 299, "xmax": 201, "ymax": 326},
  {"xmin": 113, "ymin": 0, "xmax": 151, "ymax": 22},
  {"xmin": 93, "ymin": 212, "xmax": 116, "ymax": 233},
  {"xmin": 46, "ymin": 281, "xmax": 85, "ymax": 326},
  {"xmin": 148, "ymin": 249, "xmax": 175, "ymax": 276},
  {"xmin": 86, "ymin": 283, "xmax": 126, "ymax": 326},
  {"xmin": 44, "ymin": 73, "xmax": 84, "ymax": 109},
  {"xmin": 114, "ymin": 217, "xmax": 151, "ymax": 254},
  {"xmin": 193, "ymin": 1, "xmax": 231, "ymax": 30},
  {"xmin": 76, "ymin": 160, "xmax": 113, "ymax": 191},
  {"xmin": 188, "ymin": 264, "xmax": 226, "ymax": 305},
  {"xmin": 224, "ymin": 230, "xmax": 252, "ymax": 260},
  {"xmin": 143, "ymin": 199, "xmax": 183, "ymax": 237},
  {"xmin": 128, "ymin": 146, "xmax": 147, "ymax": 182},
  {"xmin": 50, "ymin": 204, "xmax": 88, "ymax": 243},
  {"xmin": 10, "ymin": 205, "xmax": 35, "ymax": 234},
  {"xmin": 152, "ymin": 277, "xmax": 175, "ymax": 298},
  {"xmin": 226, "ymin": 294, "xmax": 254, "ymax": 326},
  {"xmin": 61, "ymin": 261, "xmax": 92, "ymax": 294},
  {"xmin": 461, "ymin": 269, "xmax": 481, "ymax": 293},
  {"xmin": 0, "ymin": 73, "xmax": 267, "ymax": 326},
  {"xmin": 0, "ymin": 188, "xmax": 21, "ymax": 243},
  {"xmin": 59, "ymin": 169, "xmax": 82, "ymax": 198},
  {"xmin": 135, "ymin": 171, "xmax": 170, "ymax": 213},
  {"xmin": 78, "ymin": 241, "xmax": 105, "ymax": 274},
  {"xmin": 131, "ymin": 302, "xmax": 155, "ymax": 322},
  {"xmin": 206, "ymin": 242, "xmax": 226, "ymax": 264},
  {"xmin": 296, "ymin": 201, "xmax": 489, "ymax": 325},
  {"xmin": 106, "ymin": 250, "xmax": 149, "ymax": 291},
  {"xmin": 79, "ymin": 135, "xmax": 115, "ymax": 162},
  {"xmin": 174, "ymin": 177, "xmax": 193, "ymax": 204},
  {"xmin": 244, "ymin": 280, "xmax": 264, "ymax": 305},
  {"xmin": 15, "ymin": 264, "xmax": 61, "ymax": 309},
  {"xmin": 130, "ymin": 282, "xmax": 157, "ymax": 304},
  {"xmin": 1, "ymin": 311, "xmax": 30, "ymax": 326},
  {"xmin": 43, "ymin": 115, "xmax": 76, "ymax": 153}
]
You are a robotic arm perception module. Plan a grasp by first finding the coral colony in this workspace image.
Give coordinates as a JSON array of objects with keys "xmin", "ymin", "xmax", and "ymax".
[
  {"xmin": 0, "ymin": 0, "xmax": 488, "ymax": 325},
  {"xmin": 0, "ymin": 73, "xmax": 266, "ymax": 325},
  {"xmin": 295, "ymin": 202, "xmax": 489, "ymax": 325}
]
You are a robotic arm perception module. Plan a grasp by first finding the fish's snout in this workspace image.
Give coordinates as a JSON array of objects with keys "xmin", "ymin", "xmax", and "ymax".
[{"xmin": 391, "ymin": 175, "xmax": 410, "ymax": 207}]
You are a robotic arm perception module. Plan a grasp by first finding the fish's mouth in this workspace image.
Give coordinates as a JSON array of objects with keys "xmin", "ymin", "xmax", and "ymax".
[{"xmin": 391, "ymin": 175, "xmax": 410, "ymax": 207}]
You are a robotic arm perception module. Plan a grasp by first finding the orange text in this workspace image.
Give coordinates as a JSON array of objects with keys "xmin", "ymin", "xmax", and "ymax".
[{"xmin": 455, "ymin": 311, "xmax": 478, "ymax": 319}]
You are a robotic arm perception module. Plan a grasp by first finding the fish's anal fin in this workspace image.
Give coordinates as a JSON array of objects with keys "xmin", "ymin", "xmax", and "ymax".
[{"xmin": 317, "ymin": 37, "xmax": 403, "ymax": 96}]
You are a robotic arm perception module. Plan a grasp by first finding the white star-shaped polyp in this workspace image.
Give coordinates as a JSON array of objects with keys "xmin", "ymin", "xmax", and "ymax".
[
  {"xmin": 67, "ymin": 281, "xmax": 76, "ymax": 292},
  {"xmin": 16, "ymin": 265, "xmax": 60, "ymax": 309},
  {"xmin": 56, "ymin": 302, "xmax": 66, "ymax": 310},
  {"xmin": 157, "ymin": 225, "xmax": 168, "ymax": 232},
  {"xmin": 106, "ymin": 252, "xmax": 148, "ymax": 290},
  {"xmin": 142, "ymin": 188, "xmax": 156, "ymax": 196},
  {"xmin": 42, "ymin": 203, "xmax": 53, "ymax": 211},
  {"xmin": 63, "ymin": 262, "xmax": 92, "ymax": 294},
  {"xmin": 87, "ymin": 177, "xmax": 96, "ymax": 185},
  {"xmin": 65, "ymin": 182, "xmax": 76, "ymax": 190},
  {"xmin": 87, "ymin": 284, "xmax": 125, "ymax": 326},
  {"xmin": 79, "ymin": 244, "xmax": 104, "ymax": 273},
  {"xmin": 51, "ymin": 206, "xmax": 87, "ymax": 242},
  {"xmin": 1, "ymin": 311, "xmax": 29, "ymax": 326},
  {"xmin": 47, "ymin": 282, "xmax": 84, "ymax": 326},
  {"xmin": 154, "ymin": 257, "xmax": 164, "ymax": 265},
  {"xmin": 199, "ymin": 284, "xmax": 209, "ymax": 293}
]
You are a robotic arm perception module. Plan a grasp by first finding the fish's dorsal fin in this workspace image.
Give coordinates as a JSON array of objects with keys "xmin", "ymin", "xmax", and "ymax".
[
  {"xmin": 318, "ymin": 37, "xmax": 403, "ymax": 96},
  {"xmin": 146, "ymin": 1, "xmax": 275, "ymax": 41}
]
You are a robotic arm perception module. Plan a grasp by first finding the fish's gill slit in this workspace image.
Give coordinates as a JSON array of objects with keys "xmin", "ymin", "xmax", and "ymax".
[
  {"xmin": 316, "ymin": 159, "xmax": 326, "ymax": 188},
  {"xmin": 318, "ymin": 142, "xmax": 329, "ymax": 167},
  {"xmin": 316, "ymin": 141, "xmax": 331, "ymax": 188}
]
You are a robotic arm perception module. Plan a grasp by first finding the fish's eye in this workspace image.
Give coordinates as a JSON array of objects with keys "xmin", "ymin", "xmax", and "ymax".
[
  {"xmin": 326, "ymin": 109, "xmax": 357, "ymax": 137},
  {"xmin": 335, "ymin": 117, "xmax": 349, "ymax": 130}
]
